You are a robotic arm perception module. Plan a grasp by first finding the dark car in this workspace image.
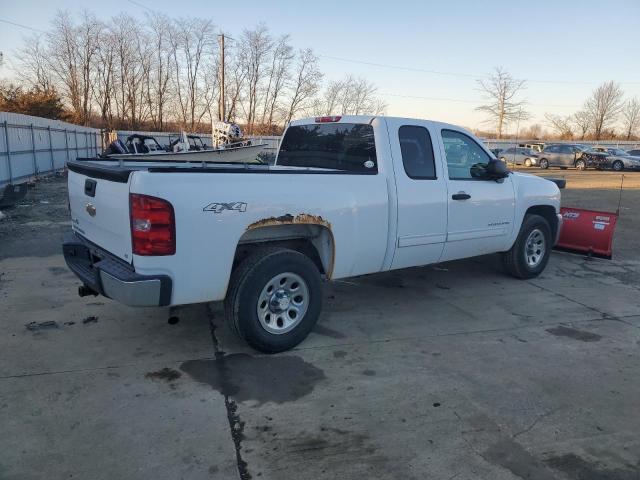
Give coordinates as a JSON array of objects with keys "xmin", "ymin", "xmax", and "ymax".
[
  {"xmin": 627, "ymin": 149, "xmax": 640, "ymax": 157},
  {"xmin": 499, "ymin": 147, "xmax": 539, "ymax": 167},
  {"xmin": 537, "ymin": 144, "xmax": 606, "ymax": 170}
]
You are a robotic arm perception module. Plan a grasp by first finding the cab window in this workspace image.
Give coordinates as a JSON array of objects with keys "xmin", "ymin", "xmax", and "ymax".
[
  {"xmin": 398, "ymin": 125, "xmax": 436, "ymax": 179},
  {"xmin": 442, "ymin": 130, "xmax": 492, "ymax": 179}
]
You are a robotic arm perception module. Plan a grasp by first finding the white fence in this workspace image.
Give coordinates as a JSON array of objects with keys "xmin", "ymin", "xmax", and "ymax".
[{"xmin": 0, "ymin": 112, "xmax": 100, "ymax": 187}]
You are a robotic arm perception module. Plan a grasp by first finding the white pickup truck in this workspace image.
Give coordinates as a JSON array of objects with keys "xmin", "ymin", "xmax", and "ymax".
[{"xmin": 63, "ymin": 115, "xmax": 562, "ymax": 352}]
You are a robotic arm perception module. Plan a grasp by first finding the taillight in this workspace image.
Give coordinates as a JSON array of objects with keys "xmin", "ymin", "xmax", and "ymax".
[
  {"xmin": 315, "ymin": 116, "xmax": 342, "ymax": 123},
  {"xmin": 130, "ymin": 193, "xmax": 175, "ymax": 256}
]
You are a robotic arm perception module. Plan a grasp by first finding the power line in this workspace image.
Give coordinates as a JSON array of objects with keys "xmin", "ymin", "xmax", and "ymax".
[
  {"xmin": 0, "ymin": 18, "xmax": 46, "ymax": 34},
  {"xmin": 320, "ymin": 54, "xmax": 640, "ymax": 86},
  {"xmin": 381, "ymin": 92, "xmax": 581, "ymax": 109},
  {"xmin": 127, "ymin": 0, "xmax": 154, "ymax": 11}
]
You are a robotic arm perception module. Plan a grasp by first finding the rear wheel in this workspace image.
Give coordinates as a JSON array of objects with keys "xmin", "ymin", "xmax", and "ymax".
[
  {"xmin": 539, "ymin": 158, "xmax": 549, "ymax": 169},
  {"xmin": 225, "ymin": 247, "xmax": 322, "ymax": 353},
  {"xmin": 612, "ymin": 160, "xmax": 624, "ymax": 171},
  {"xmin": 575, "ymin": 159, "xmax": 586, "ymax": 170},
  {"xmin": 503, "ymin": 214, "xmax": 552, "ymax": 279}
]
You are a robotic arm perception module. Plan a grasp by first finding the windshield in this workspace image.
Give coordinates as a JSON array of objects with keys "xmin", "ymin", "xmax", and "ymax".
[{"xmin": 143, "ymin": 138, "xmax": 162, "ymax": 151}]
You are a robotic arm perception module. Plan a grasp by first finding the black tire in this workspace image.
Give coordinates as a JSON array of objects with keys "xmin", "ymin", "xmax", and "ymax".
[
  {"xmin": 612, "ymin": 160, "xmax": 624, "ymax": 171},
  {"xmin": 539, "ymin": 158, "xmax": 549, "ymax": 169},
  {"xmin": 575, "ymin": 159, "xmax": 586, "ymax": 170},
  {"xmin": 225, "ymin": 247, "xmax": 322, "ymax": 353},
  {"xmin": 502, "ymin": 214, "xmax": 552, "ymax": 279}
]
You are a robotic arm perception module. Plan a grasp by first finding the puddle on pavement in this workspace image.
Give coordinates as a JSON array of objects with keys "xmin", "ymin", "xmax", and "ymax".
[
  {"xmin": 180, "ymin": 353, "xmax": 325, "ymax": 404},
  {"xmin": 546, "ymin": 326, "xmax": 602, "ymax": 342}
]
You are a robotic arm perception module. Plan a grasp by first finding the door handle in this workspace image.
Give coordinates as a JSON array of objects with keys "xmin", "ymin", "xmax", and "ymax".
[{"xmin": 452, "ymin": 193, "xmax": 471, "ymax": 200}]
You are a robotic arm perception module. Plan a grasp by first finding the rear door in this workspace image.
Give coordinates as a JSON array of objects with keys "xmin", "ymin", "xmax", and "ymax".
[
  {"xmin": 559, "ymin": 145, "xmax": 575, "ymax": 167},
  {"xmin": 68, "ymin": 166, "xmax": 133, "ymax": 262},
  {"xmin": 385, "ymin": 119, "xmax": 448, "ymax": 269},
  {"xmin": 437, "ymin": 129, "xmax": 516, "ymax": 261}
]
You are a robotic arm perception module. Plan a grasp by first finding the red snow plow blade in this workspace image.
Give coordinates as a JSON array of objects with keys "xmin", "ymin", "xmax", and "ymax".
[{"xmin": 555, "ymin": 207, "xmax": 618, "ymax": 259}]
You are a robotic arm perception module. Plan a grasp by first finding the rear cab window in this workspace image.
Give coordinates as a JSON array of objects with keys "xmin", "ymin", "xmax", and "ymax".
[
  {"xmin": 277, "ymin": 123, "xmax": 377, "ymax": 173},
  {"xmin": 398, "ymin": 125, "xmax": 436, "ymax": 179}
]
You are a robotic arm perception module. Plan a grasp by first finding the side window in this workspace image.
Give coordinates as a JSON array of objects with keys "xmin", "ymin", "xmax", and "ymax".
[
  {"xmin": 398, "ymin": 125, "xmax": 436, "ymax": 179},
  {"xmin": 546, "ymin": 146, "xmax": 558, "ymax": 153},
  {"xmin": 442, "ymin": 129, "xmax": 492, "ymax": 180}
]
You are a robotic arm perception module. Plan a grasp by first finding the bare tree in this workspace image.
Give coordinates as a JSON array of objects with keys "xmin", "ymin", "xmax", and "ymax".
[
  {"xmin": 314, "ymin": 75, "xmax": 385, "ymax": 116},
  {"xmin": 572, "ymin": 110, "xmax": 591, "ymax": 140},
  {"xmin": 621, "ymin": 98, "xmax": 640, "ymax": 140},
  {"xmin": 476, "ymin": 67, "xmax": 528, "ymax": 139},
  {"xmin": 544, "ymin": 113, "xmax": 574, "ymax": 139},
  {"xmin": 238, "ymin": 24, "xmax": 272, "ymax": 133},
  {"xmin": 584, "ymin": 81, "xmax": 623, "ymax": 140},
  {"xmin": 260, "ymin": 34, "xmax": 293, "ymax": 126},
  {"xmin": 146, "ymin": 13, "xmax": 174, "ymax": 131},
  {"xmin": 224, "ymin": 47, "xmax": 247, "ymax": 122},
  {"xmin": 522, "ymin": 123, "xmax": 542, "ymax": 139},
  {"xmin": 284, "ymin": 48, "xmax": 322, "ymax": 124},
  {"xmin": 171, "ymin": 18, "xmax": 216, "ymax": 130},
  {"xmin": 17, "ymin": 36, "xmax": 52, "ymax": 90}
]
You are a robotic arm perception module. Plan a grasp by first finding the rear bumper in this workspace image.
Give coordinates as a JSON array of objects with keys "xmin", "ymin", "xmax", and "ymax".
[{"xmin": 62, "ymin": 232, "xmax": 172, "ymax": 306}]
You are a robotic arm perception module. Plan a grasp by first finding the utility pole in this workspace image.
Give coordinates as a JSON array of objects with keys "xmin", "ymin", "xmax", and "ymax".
[{"xmin": 219, "ymin": 34, "xmax": 225, "ymax": 122}]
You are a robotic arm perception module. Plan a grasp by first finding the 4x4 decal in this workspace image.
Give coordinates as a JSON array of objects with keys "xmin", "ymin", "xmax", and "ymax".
[{"xmin": 203, "ymin": 202, "xmax": 247, "ymax": 214}]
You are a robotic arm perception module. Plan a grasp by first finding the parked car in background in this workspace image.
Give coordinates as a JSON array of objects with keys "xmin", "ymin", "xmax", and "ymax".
[
  {"xmin": 537, "ymin": 144, "xmax": 606, "ymax": 170},
  {"xmin": 520, "ymin": 142, "xmax": 545, "ymax": 153},
  {"xmin": 627, "ymin": 149, "xmax": 640, "ymax": 157},
  {"xmin": 490, "ymin": 148, "xmax": 504, "ymax": 158},
  {"xmin": 589, "ymin": 147, "xmax": 640, "ymax": 171},
  {"xmin": 500, "ymin": 147, "xmax": 539, "ymax": 167}
]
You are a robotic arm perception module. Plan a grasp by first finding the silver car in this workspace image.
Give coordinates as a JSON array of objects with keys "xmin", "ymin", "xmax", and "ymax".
[
  {"xmin": 590, "ymin": 147, "xmax": 640, "ymax": 171},
  {"xmin": 499, "ymin": 147, "xmax": 539, "ymax": 167}
]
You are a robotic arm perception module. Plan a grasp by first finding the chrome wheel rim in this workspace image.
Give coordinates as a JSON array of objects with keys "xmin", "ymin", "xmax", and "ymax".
[
  {"xmin": 613, "ymin": 162, "xmax": 622, "ymax": 171},
  {"xmin": 525, "ymin": 229, "xmax": 546, "ymax": 268},
  {"xmin": 257, "ymin": 272, "xmax": 309, "ymax": 334}
]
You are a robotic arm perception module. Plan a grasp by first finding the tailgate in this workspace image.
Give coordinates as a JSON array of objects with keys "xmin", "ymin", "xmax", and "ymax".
[{"xmin": 68, "ymin": 165, "xmax": 133, "ymax": 262}]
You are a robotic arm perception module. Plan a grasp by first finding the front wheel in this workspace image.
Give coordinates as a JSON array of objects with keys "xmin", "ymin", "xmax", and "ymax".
[
  {"xmin": 575, "ymin": 159, "xmax": 586, "ymax": 170},
  {"xmin": 539, "ymin": 158, "xmax": 549, "ymax": 169},
  {"xmin": 225, "ymin": 247, "xmax": 322, "ymax": 353},
  {"xmin": 612, "ymin": 160, "xmax": 624, "ymax": 171},
  {"xmin": 502, "ymin": 214, "xmax": 552, "ymax": 279}
]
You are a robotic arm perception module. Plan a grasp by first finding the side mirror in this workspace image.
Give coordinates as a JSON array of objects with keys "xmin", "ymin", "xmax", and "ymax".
[{"xmin": 485, "ymin": 158, "xmax": 510, "ymax": 180}]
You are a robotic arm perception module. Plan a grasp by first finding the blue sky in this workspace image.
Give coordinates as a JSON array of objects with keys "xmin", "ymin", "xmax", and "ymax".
[{"xmin": 1, "ymin": 0, "xmax": 639, "ymax": 130}]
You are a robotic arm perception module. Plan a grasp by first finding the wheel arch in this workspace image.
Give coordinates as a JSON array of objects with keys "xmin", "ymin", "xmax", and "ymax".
[
  {"xmin": 233, "ymin": 222, "xmax": 335, "ymax": 279},
  {"xmin": 525, "ymin": 205, "xmax": 559, "ymax": 240}
]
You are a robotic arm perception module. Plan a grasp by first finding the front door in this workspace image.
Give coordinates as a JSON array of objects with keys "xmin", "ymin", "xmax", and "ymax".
[
  {"xmin": 386, "ymin": 119, "xmax": 448, "ymax": 270},
  {"xmin": 438, "ymin": 129, "xmax": 516, "ymax": 261}
]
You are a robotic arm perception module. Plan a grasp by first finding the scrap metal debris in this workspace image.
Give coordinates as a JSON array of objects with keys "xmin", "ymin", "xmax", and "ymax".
[
  {"xmin": 26, "ymin": 320, "xmax": 59, "ymax": 331},
  {"xmin": 82, "ymin": 315, "xmax": 99, "ymax": 324}
]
